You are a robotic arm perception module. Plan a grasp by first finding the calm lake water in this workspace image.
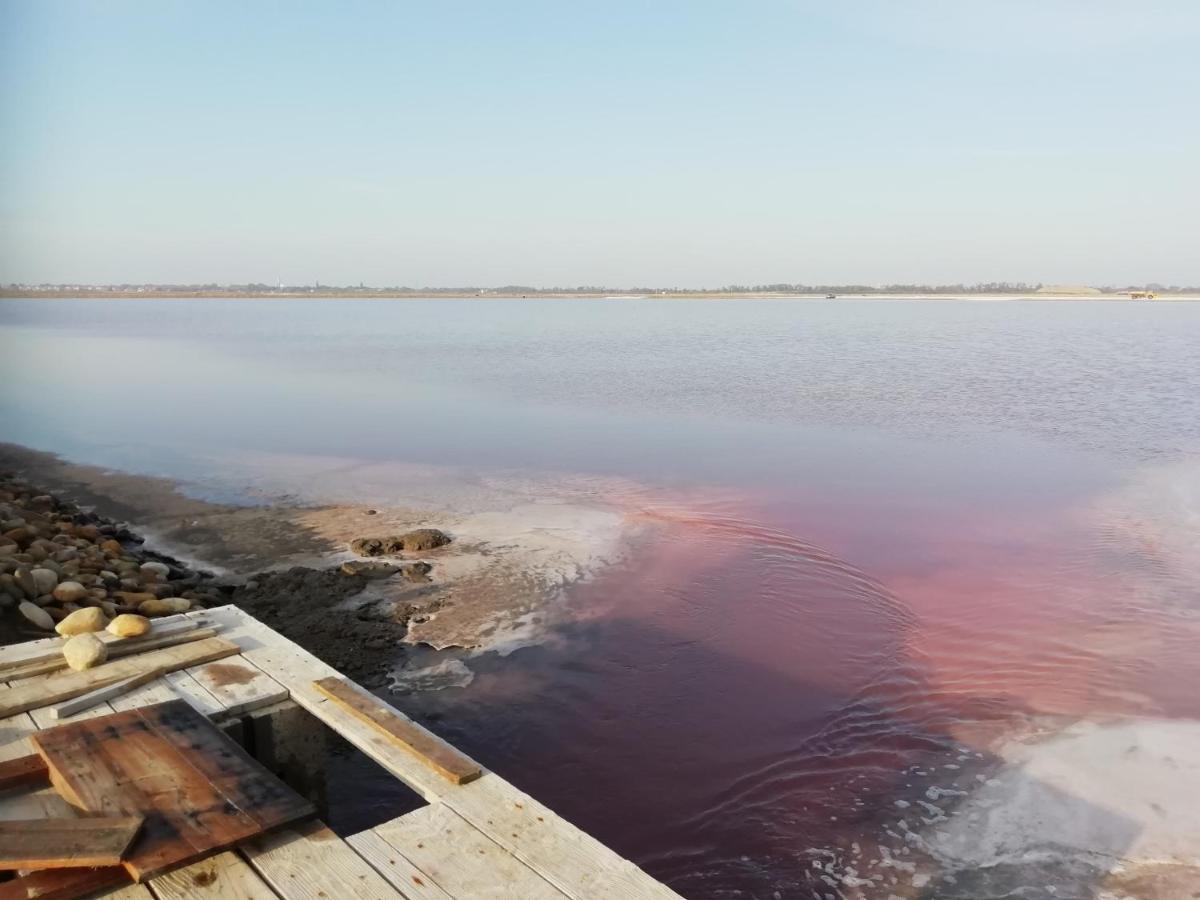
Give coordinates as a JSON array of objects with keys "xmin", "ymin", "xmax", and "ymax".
[{"xmin": 3, "ymin": 298, "xmax": 1200, "ymax": 897}]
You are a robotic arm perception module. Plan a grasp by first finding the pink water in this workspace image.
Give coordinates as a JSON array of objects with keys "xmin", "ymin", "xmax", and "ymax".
[
  {"xmin": 4, "ymin": 298, "xmax": 1200, "ymax": 896},
  {"xmin": 413, "ymin": 476, "xmax": 1200, "ymax": 897}
]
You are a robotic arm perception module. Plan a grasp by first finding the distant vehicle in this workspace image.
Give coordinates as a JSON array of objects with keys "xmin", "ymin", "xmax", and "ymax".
[
  {"xmin": 1128, "ymin": 291, "xmax": 1157, "ymax": 300},
  {"xmin": 825, "ymin": 293, "xmax": 837, "ymax": 299}
]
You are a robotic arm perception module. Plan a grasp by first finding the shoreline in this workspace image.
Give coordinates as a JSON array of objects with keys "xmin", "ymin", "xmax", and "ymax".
[
  {"xmin": 0, "ymin": 442, "xmax": 635, "ymax": 687},
  {"xmin": 4, "ymin": 291, "xmax": 1199, "ymax": 301}
]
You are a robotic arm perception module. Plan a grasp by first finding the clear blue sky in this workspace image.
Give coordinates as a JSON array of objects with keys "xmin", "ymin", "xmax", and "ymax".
[{"xmin": 2, "ymin": 1, "xmax": 1197, "ymax": 287}]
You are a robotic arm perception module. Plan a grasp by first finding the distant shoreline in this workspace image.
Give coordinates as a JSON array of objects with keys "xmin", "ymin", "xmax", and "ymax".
[{"xmin": 4, "ymin": 291, "xmax": 1199, "ymax": 301}]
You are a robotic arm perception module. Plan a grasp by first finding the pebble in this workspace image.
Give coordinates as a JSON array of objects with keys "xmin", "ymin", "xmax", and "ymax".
[
  {"xmin": 113, "ymin": 591, "xmax": 156, "ymax": 606},
  {"xmin": 18, "ymin": 600, "xmax": 55, "ymax": 631},
  {"xmin": 107, "ymin": 613, "xmax": 151, "ymax": 637},
  {"xmin": 138, "ymin": 597, "xmax": 191, "ymax": 616},
  {"xmin": 2, "ymin": 527, "xmax": 32, "ymax": 548},
  {"xmin": 56, "ymin": 606, "xmax": 109, "ymax": 636},
  {"xmin": 62, "ymin": 633, "xmax": 107, "ymax": 670},
  {"xmin": 14, "ymin": 567, "xmax": 37, "ymax": 599},
  {"xmin": 140, "ymin": 561, "xmax": 171, "ymax": 580},
  {"xmin": 52, "ymin": 581, "xmax": 88, "ymax": 604}
]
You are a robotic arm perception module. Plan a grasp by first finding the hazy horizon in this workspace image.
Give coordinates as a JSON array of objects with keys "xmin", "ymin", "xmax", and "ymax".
[{"xmin": 2, "ymin": 1, "xmax": 1199, "ymax": 287}]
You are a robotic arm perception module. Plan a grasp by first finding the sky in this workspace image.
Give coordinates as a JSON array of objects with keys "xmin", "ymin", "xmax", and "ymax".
[{"xmin": 1, "ymin": 1, "xmax": 1198, "ymax": 288}]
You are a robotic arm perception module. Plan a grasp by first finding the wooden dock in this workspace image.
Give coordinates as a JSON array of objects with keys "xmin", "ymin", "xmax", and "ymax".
[{"xmin": 0, "ymin": 605, "xmax": 683, "ymax": 899}]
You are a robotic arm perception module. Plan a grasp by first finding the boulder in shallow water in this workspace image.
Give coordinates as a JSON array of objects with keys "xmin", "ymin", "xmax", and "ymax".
[
  {"xmin": 339, "ymin": 560, "xmax": 400, "ymax": 579},
  {"xmin": 55, "ymin": 606, "xmax": 109, "ymax": 636},
  {"xmin": 18, "ymin": 600, "xmax": 55, "ymax": 631},
  {"xmin": 63, "ymin": 633, "xmax": 107, "ymax": 671},
  {"xmin": 350, "ymin": 529, "xmax": 451, "ymax": 557},
  {"xmin": 138, "ymin": 597, "xmax": 190, "ymax": 616},
  {"xmin": 401, "ymin": 561, "xmax": 433, "ymax": 583},
  {"xmin": 394, "ymin": 528, "xmax": 451, "ymax": 551},
  {"xmin": 349, "ymin": 537, "xmax": 386, "ymax": 557},
  {"xmin": 52, "ymin": 581, "xmax": 88, "ymax": 604},
  {"xmin": 107, "ymin": 613, "xmax": 151, "ymax": 637}
]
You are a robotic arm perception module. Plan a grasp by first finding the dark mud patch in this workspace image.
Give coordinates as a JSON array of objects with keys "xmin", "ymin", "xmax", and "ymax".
[{"xmin": 229, "ymin": 565, "xmax": 426, "ymax": 687}]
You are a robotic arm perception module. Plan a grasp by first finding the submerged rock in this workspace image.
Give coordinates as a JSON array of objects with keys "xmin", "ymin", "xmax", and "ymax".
[
  {"xmin": 339, "ymin": 560, "xmax": 400, "ymax": 579},
  {"xmin": 401, "ymin": 562, "xmax": 433, "ymax": 583},
  {"xmin": 396, "ymin": 529, "xmax": 451, "ymax": 551},
  {"xmin": 350, "ymin": 529, "xmax": 451, "ymax": 557}
]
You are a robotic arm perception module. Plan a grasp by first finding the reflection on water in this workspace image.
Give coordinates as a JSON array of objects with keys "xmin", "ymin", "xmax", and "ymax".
[
  {"xmin": 2, "ymin": 298, "xmax": 1200, "ymax": 897},
  {"xmin": 403, "ymin": 481, "xmax": 1200, "ymax": 896}
]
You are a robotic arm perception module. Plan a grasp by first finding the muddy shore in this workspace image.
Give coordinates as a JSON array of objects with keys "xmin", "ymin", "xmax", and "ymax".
[{"xmin": 0, "ymin": 442, "xmax": 626, "ymax": 687}]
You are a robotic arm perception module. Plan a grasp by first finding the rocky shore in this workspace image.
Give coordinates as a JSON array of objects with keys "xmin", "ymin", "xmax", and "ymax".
[
  {"xmin": 0, "ymin": 474, "xmax": 225, "ymax": 638},
  {"xmin": 0, "ymin": 470, "xmax": 454, "ymax": 687}
]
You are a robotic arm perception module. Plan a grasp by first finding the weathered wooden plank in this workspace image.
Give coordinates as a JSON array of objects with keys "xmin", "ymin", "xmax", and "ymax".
[
  {"xmin": 50, "ymin": 667, "xmax": 170, "ymax": 719},
  {"xmin": 0, "ymin": 616, "xmax": 193, "ymax": 667},
  {"xmin": 0, "ymin": 687, "xmax": 85, "ymax": 821},
  {"xmin": 106, "ymin": 680, "xmax": 178, "ymax": 714},
  {"xmin": 372, "ymin": 804, "xmax": 565, "ymax": 898},
  {"xmin": 147, "ymin": 850, "xmax": 278, "ymax": 900},
  {"xmin": 229, "ymin": 639, "xmax": 681, "ymax": 898},
  {"xmin": 193, "ymin": 606, "xmax": 682, "ymax": 900},
  {"xmin": 0, "ymin": 866, "xmax": 132, "ymax": 900},
  {"xmin": 133, "ymin": 702, "xmax": 313, "ymax": 833},
  {"xmin": 312, "ymin": 678, "xmax": 480, "ymax": 785},
  {"xmin": 344, "ymin": 828, "xmax": 454, "ymax": 900},
  {"xmin": 31, "ymin": 700, "xmax": 314, "ymax": 882},
  {"xmin": 368, "ymin": 801, "xmax": 573, "ymax": 898},
  {"xmin": 97, "ymin": 884, "xmax": 157, "ymax": 899},
  {"xmin": 0, "ymin": 816, "xmax": 144, "ymax": 870},
  {"xmin": 0, "ymin": 753, "xmax": 48, "ymax": 792},
  {"xmin": 97, "ymin": 884, "xmax": 156, "ymax": 899},
  {"xmin": 0, "ymin": 622, "xmax": 210, "ymax": 681},
  {"xmin": 161, "ymin": 671, "xmax": 224, "ymax": 718},
  {"xmin": 189, "ymin": 658, "xmax": 287, "ymax": 717},
  {"xmin": 0, "ymin": 637, "xmax": 240, "ymax": 719},
  {"xmin": 30, "ymin": 695, "xmax": 116, "ymax": 730},
  {"xmin": 451, "ymin": 775, "xmax": 685, "ymax": 899},
  {"xmin": 242, "ymin": 819, "xmax": 404, "ymax": 900}
]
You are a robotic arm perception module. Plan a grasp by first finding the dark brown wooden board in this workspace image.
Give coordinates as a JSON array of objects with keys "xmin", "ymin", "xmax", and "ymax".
[
  {"xmin": 0, "ymin": 866, "xmax": 130, "ymax": 900},
  {"xmin": 0, "ymin": 817, "xmax": 143, "ymax": 870},
  {"xmin": 29, "ymin": 700, "xmax": 314, "ymax": 882},
  {"xmin": 312, "ymin": 676, "xmax": 482, "ymax": 785},
  {"xmin": 0, "ymin": 754, "xmax": 49, "ymax": 793}
]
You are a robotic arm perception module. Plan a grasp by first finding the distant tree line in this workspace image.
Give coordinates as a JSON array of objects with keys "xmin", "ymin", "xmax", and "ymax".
[{"xmin": 6, "ymin": 281, "xmax": 1200, "ymax": 295}]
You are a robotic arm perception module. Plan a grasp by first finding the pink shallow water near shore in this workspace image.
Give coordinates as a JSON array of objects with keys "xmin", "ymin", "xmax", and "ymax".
[{"xmin": 420, "ymin": 477, "xmax": 1200, "ymax": 897}]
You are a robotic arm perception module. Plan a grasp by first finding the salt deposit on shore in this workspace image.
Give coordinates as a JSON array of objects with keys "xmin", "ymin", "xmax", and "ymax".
[
  {"xmin": 926, "ymin": 717, "xmax": 1200, "ymax": 898},
  {"xmin": 0, "ymin": 442, "xmax": 638, "ymax": 657}
]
